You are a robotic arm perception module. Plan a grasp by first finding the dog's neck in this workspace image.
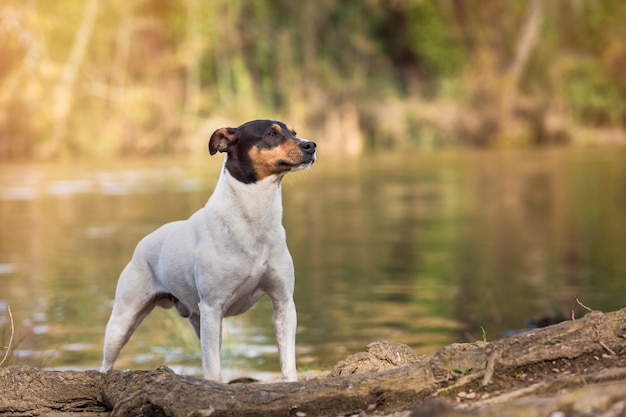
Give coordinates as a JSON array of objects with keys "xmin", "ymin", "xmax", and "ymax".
[{"xmin": 208, "ymin": 163, "xmax": 284, "ymax": 227}]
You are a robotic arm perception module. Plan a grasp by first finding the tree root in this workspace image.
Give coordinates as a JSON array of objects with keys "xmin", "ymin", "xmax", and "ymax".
[{"xmin": 0, "ymin": 307, "xmax": 625, "ymax": 416}]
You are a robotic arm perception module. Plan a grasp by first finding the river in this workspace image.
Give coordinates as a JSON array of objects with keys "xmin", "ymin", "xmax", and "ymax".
[{"xmin": 1, "ymin": 148, "xmax": 625, "ymax": 380}]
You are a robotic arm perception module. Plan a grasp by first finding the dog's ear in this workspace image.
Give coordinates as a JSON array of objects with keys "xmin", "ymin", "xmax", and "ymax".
[{"xmin": 208, "ymin": 127, "xmax": 238, "ymax": 155}]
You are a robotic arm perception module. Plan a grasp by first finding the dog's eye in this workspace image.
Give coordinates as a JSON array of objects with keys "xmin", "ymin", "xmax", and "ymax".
[{"xmin": 268, "ymin": 131, "xmax": 278, "ymax": 136}]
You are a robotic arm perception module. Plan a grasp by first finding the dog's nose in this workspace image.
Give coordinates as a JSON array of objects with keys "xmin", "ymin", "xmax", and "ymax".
[{"xmin": 299, "ymin": 140, "xmax": 316, "ymax": 154}]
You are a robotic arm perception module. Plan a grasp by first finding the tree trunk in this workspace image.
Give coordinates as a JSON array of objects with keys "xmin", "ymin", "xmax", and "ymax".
[
  {"xmin": 500, "ymin": 0, "xmax": 543, "ymax": 115},
  {"xmin": 43, "ymin": 0, "xmax": 99, "ymax": 159},
  {"xmin": 1, "ymin": 308, "xmax": 625, "ymax": 417},
  {"xmin": 181, "ymin": 0, "xmax": 202, "ymax": 143},
  {"xmin": 498, "ymin": 0, "xmax": 543, "ymax": 143}
]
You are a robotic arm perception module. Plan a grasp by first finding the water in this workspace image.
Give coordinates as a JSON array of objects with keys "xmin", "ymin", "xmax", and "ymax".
[{"xmin": 1, "ymin": 148, "xmax": 625, "ymax": 380}]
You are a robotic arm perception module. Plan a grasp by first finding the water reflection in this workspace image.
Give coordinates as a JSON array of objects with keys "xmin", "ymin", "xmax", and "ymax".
[{"xmin": 0, "ymin": 149, "xmax": 625, "ymax": 379}]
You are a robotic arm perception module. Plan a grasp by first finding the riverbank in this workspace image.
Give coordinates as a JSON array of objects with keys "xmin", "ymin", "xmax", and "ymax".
[{"xmin": 1, "ymin": 307, "xmax": 625, "ymax": 416}]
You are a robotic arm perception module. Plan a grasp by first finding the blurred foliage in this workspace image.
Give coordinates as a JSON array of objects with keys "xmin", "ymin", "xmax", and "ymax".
[
  {"xmin": 564, "ymin": 58, "xmax": 625, "ymax": 126},
  {"xmin": 0, "ymin": 0, "xmax": 625, "ymax": 160}
]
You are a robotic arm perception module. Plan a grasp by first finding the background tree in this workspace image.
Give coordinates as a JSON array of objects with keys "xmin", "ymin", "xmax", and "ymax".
[{"xmin": 0, "ymin": 0, "xmax": 624, "ymax": 160}]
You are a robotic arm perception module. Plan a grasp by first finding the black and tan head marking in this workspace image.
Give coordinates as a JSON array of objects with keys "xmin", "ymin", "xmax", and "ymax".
[{"xmin": 209, "ymin": 119, "xmax": 316, "ymax": 184}]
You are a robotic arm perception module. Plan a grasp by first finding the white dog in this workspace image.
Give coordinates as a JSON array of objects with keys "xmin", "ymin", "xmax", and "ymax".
[{"xmin": 101, "ymin": 120, "xmax": 316, "ymax": 381}]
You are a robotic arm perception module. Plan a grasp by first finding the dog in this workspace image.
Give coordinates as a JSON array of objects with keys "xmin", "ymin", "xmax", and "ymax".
[{"xmin": 100, "ymin": 119, "xmax": 316, "ymax": 381}]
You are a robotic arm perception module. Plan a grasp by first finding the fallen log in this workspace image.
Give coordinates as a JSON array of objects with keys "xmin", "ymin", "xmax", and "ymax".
[
  {"xmin": 0, "ymin": 368, "xmax": 107, "ymax": 416},
  {"xmin": 0, "ymin": 308, "xmax": 624, "ymax": 416}
]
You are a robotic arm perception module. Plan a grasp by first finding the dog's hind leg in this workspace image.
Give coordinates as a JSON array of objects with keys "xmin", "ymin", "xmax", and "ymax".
[
  {"xmin": 101, "ymin": 266, "xmax": 158, "ymax": 372},
  {"xmin": 101, "ymin": 297, "xmax": 157, "ymax": 372},
  {"xmin": 188, "ymin": 313, "xmax": 201, "ymax": 339}
]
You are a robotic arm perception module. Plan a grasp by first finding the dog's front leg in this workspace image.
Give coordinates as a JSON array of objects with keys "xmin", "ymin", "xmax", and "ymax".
[
  {"xmin": 199, "ymin": 301, "xmax": 223, "ymax": 381},
  {"xmin": 271, "ymin": 297, "xmax": 298, "ymax": 381}
]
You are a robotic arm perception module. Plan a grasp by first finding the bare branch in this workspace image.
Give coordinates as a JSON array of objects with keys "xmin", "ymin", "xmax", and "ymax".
[{"xmin": 0, "ymin": 306, "xmax": 14, "ymax": 366}]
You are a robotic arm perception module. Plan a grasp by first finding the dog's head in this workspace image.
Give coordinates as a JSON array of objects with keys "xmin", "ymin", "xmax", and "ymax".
[{"xmin": 209, "ymin": 120, "xmax": 316, "ymax": 184}]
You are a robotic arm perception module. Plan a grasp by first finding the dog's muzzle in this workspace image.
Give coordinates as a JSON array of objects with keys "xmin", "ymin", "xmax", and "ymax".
[{"xmin": 299, "ymin": 140, "xmax": 317, "ymax": 165}]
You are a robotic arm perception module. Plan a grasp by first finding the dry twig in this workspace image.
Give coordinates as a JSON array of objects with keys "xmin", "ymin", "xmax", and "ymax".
[
  {"xmin": 0, "ymin": 305, "xmax": 14, "ymax": 366},
  {"xmin": 576, "ymin": 298, "xmax": 594, "ymax": 312},
  {"xmin": 482, "ymin": 347, "xmax": 502, "ymax": 386},
  {"xmin": 599, "ymin": 340, "xmax": 616, "ymax": 356}
]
